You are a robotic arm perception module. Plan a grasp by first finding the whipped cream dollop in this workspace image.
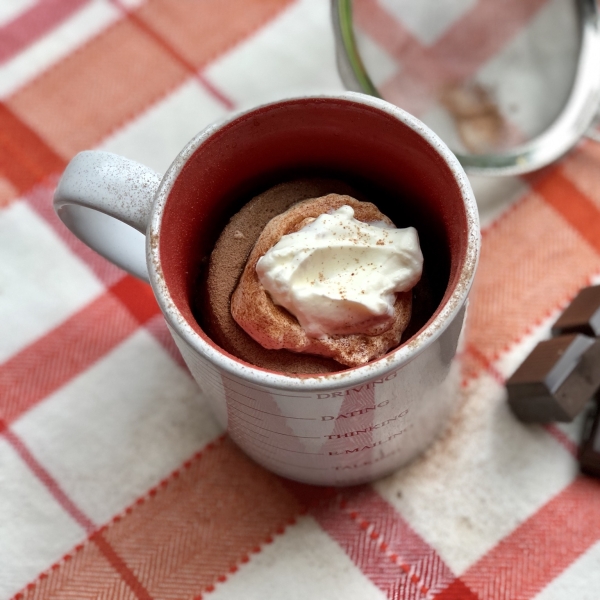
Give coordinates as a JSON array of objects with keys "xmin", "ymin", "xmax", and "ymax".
[{"xmin": 255, "ymin": 205, "xmax": 423, "ymax": 337}]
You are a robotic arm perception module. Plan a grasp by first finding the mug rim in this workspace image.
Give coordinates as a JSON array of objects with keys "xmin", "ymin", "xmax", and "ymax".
[{"xmin": 147, "ymin": 92, "xmax": 480, "ymax": 391}]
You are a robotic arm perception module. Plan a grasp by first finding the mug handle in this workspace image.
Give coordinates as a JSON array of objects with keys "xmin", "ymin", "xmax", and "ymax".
[{"xmin": 53, "ymin": 151, "xmax": 162, "ymax": 282}]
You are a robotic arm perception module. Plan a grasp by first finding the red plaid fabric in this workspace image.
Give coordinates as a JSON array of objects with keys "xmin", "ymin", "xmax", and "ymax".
[{"xmin": 1, "ymin": 1, "xmax": 599, "ymax": 598}]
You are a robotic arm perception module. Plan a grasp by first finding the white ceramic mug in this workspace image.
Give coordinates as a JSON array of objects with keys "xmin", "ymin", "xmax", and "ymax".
[{"xmin": 54, "ymin": 93, "xmax": 479, "ymax": 486}]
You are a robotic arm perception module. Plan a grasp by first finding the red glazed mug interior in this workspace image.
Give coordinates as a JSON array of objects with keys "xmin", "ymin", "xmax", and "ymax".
[{"xmin": 155, "ymin": 95, "xmax": 472, "ymax": 376}]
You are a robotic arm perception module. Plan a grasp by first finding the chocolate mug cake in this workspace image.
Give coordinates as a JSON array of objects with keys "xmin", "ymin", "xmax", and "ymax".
[{"xmin": 199, "ymin": 177, "xmax": 438, "ymax": 375}]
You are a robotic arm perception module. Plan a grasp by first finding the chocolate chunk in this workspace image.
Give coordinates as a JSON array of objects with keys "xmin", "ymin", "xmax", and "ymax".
[
  {"xmin": 579, "ymin": 398, "xmax": 600, "ymax": 478},
  {"xmin": 552, "ymin": 285, "xmax": 600, "ymax": 337},
  {"xmin": 507, "ymin": 334, "xmax": 600, "ymax": 422}
]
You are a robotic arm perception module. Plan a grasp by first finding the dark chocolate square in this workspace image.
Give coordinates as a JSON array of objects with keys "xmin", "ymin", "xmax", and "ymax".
[
  {"xmin": 507, "ymin": 334, "xmax": 600, "ymax": 422},
  {"xmin": 579, "ymin": 398, "xmax": 600, "ymax": 478},
  {"xmin": 552, "ymin": 285, "xmax": 600, "ymax": 337}
]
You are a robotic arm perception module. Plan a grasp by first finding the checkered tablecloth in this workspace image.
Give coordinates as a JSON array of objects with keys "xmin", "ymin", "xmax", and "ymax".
[{"xmin": 2, "ymin": 0, "xmax": 600, "ymax": 598}]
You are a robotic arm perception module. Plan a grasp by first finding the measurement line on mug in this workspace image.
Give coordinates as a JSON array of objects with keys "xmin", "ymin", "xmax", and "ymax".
[{"xmin": 230, "ymin": 414, "xmax": 321, "ymax": 438}]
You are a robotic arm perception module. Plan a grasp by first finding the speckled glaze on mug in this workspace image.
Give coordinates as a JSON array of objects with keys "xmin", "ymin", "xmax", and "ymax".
[{"xmin": 54, "ymin": 93, "xmax": 479, "ymax": 486}]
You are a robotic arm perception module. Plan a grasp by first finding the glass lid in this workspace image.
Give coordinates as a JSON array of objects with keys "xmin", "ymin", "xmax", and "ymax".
[{"xmin": 333, "ymin": 0, "xmax": 600, "ymax": 175}]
